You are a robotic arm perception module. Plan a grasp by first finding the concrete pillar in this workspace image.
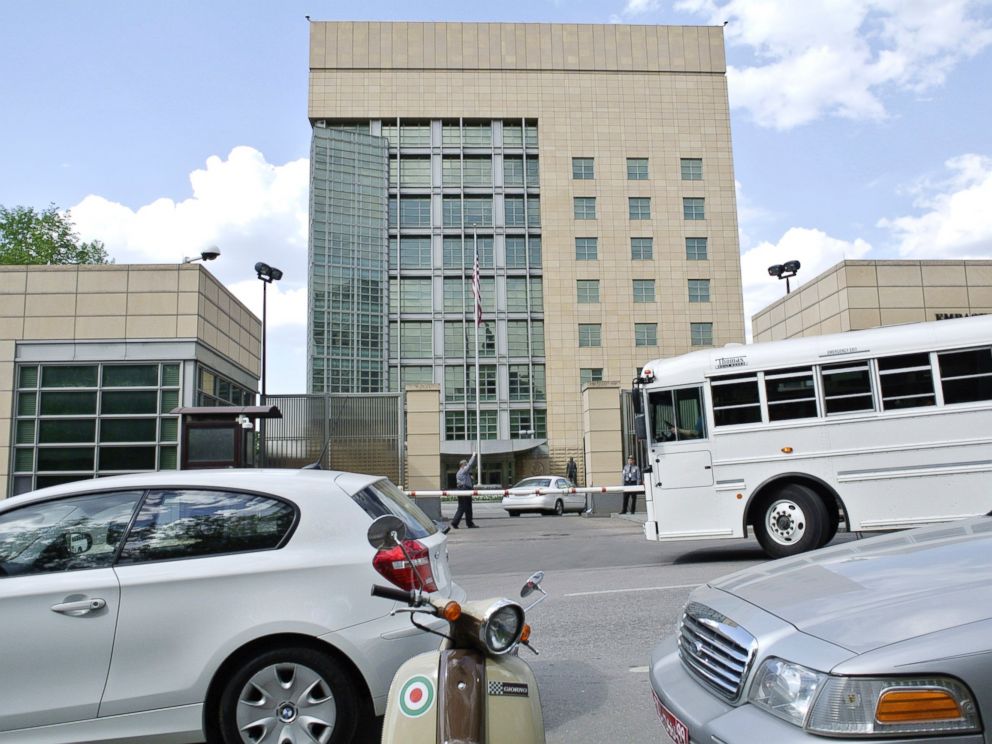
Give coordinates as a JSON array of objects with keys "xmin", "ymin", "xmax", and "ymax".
[
  {"xmin": 582, "ymin": 381, "xmax": 624, "ymax": 514},
  {"xmin": 404, "ymin": 383, "xmax": 442, "ymax": 519}
]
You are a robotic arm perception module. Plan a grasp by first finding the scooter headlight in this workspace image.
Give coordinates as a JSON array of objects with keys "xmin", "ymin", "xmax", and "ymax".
[{"xmin": 479, "ymin": 599, "xmax": 524, "ymax": 655}]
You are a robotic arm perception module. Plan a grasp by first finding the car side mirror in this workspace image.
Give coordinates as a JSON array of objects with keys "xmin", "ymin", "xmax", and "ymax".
[
  {"xmin": 520, "ymin": 570, "xmax": 545, "ymax": 598},
  {"xmin": 366, "ymin": 515, "xmax": 407, "ymax": 551}
]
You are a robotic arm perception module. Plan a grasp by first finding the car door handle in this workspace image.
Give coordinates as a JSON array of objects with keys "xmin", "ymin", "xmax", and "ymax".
[{"xmin": 51, "ymin": 598, "xmax": 106, "ymax": 616}]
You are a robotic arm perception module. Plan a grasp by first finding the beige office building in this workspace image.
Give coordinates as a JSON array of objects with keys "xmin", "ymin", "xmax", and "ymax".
[
  {"xmin": 308, "ymin": 21, "xmax": 744, "ymax": 484},
  {"xmin": 753, "ymin": 260, "xmax": 992, "ymax": 342},
  {"xmin": 0, "ymin": 264, "xmax": 260, "ymax": 498}
]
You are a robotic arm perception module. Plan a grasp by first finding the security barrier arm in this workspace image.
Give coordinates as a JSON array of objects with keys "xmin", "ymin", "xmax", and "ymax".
[{"xmin": 403, "ymin": 485, "xmax": 645, "ymax": 497}]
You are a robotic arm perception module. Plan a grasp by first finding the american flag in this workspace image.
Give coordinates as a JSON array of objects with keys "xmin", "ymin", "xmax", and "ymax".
[{"xmin": 471, "ymin": 239, "xmax": 482, "ymax": 327}]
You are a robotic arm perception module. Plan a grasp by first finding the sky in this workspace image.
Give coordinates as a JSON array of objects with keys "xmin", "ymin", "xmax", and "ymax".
[{"xmin": 2, "ymin": 0, "xmax": 991, "ymax": 393}]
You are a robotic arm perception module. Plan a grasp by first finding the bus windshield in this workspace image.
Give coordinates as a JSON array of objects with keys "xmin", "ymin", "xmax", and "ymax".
[{"xmin": 648, "ymin": 386, "xmax": 706, "ymax": 442}]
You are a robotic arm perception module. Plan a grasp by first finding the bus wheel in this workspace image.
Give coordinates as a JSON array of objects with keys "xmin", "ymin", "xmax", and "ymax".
[{"xmin": 754, "ymin": 484, "xmax": 827, "ymax": 558}]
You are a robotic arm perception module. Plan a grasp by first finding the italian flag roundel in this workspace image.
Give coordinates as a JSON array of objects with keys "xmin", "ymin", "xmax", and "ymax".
[{"xmin": 399, "ymin": 675, "xmax": 435, "ymax": 718}]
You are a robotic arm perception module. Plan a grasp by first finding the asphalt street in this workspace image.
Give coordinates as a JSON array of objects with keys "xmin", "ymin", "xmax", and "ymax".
[{"xmin": 440, "ymin": 501, "xmax": 858, "ymax": 744}]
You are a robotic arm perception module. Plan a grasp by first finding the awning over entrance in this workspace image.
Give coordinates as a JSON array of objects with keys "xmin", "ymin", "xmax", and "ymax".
[
  {"xmin": 170, "ymin": 405, "xmax": 283, "ymax": 418},
  {"xmin": 440, "ymin": 438, "xmax": 547, "ymax": 456}
]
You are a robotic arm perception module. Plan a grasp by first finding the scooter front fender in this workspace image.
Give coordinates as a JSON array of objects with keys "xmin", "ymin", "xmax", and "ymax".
[
  {"xmin": 381, "ymin": 651, "xmax": 441, "ymax": 743},
  {"xmin": 485, "ymin": 653, "xmax": 545, "ymax": 744}
]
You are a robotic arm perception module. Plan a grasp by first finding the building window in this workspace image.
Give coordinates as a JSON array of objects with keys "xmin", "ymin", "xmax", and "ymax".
[
  {"xmin": 683, "ymin": 198, "xmax": 705, "ymax": 220},
  {"xmin": 681, "ymin": 158, "xmax": 703, "ymax": 180},
  {"xmin": 508, "ymin": 365, "xmax": 532, "ymax": 401},
  {"xmin": 399, "ymin": 237, "xmax": 432, "ymax": 269},
  {"xmin": 463, "ymin": 157, "xmax": 493, "ymax": 187},
  {"xmin": 506, "ymin": 278, "xmax": 542, "ymax": 313},
  {"xmin": 400, "ymin": 122, "xmax": 430, "ymax": 147},
  {"xmin": 627, "ymin": 158, "xmax": 649, "ymax": 180},
  {"xmin": 445, "ymin": 409, "xmax": 498, "ymax": 441},
  {"xmin": 574, "ymin": 197, "xmax": 596, "ymax": 220},
  {"xmin": 686, "ymin": 237, "xmax": 708, "ymax": 260},
  {"xmin": 464, "ymin": 197, "xmax": 493, "ymax": 227},
  {"xmin": 580, "ymin": 368, "xmax": 604, "ymax": 386},
  {"xmin": 572, "ymin": 157, "xmax": 594, "ymax": 180},
  {"xmin": 575, "ymin": 237, "xmax": 598, "ymax": 261},
  {"xmin": 400, "ymin": 197, "xmax": 431, "ymax": 227},
  {"xmin": 443, "ymin": 236, "xmax": 493, "ymax": 269},
  {"xmin": 577, "ymin": 280, "xmax": 600, "ymax": 304},
  {"xmin": 525, "ymin": 158, "xmax": 540, "ymax": 187},
  {"xmin": 505, "ymin": 197, "xmax": 526, "ymax": 227},
  {"xmin": 503, "ymin": 122, "xmax": 523, "ymax": 148},
  {"xmin": 400, "ymin": 279, "xmax": 431, "ymax": 312},
  {"xmin": 629, "ymin": 198, "xmax": 651, "ymax": 220},
  {"xmin": 690, "ymin": 322, "xmax": 713, "ymax": 347},
  {"xmin": 441, "ymin": 157, "xmax": 461, "ymax": 187},
  {"xmin": 688, "ymin": 279, "xmax": 711, "ymax": 303},
  {"xmin": 441, "ymin": 120, "xmax": 460, "ymax": 146},
  {"xmin": 633, "ymin": 280, "xmax": 656, "ymax": 303},
  {"xmin": 635, "ymin": 323, "xmax": 657, "ymax": 347},
  {"xmin": 463, "ymin": 122, "xmax": 492, "ymax": 148},
  {"xmin": 399, "ymin": 322, "xmax": 432, "ymax": 357},
  {"xmin": 526, "ymin": 196, "xmax": 540, "ymax": 228},
  {"xmin": 504, "ymin": 157, "xmax": 524, "ymax": 188},
  {"xmin": 578, "ymin": 324, "xmax": 602, "ymax": 348},
  {"xmin": 631, "ymin": 238, "xmax": 653, "ymax": 260},
  {"xmin": 399, "ymin": 157, "xmax": 431, "ymax": 187}
]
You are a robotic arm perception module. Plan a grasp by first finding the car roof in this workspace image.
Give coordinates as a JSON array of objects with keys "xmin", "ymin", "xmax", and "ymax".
[{"xmin": 0, "ymin": 469, "xmax": 383, "ymax": 512}]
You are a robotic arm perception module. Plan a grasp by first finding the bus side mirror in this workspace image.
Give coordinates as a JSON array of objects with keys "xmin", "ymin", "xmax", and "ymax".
[
  {"xmin": 631, "ymin": 391, "xmax": 643, "ymax": 415},
  {"xmin": 634, "ymin": 413, "xmax": 647, "ymax": 441}
]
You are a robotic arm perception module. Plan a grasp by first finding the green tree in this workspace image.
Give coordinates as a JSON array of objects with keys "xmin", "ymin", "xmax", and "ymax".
[{"xmin": 0, "ymin": 204, "xmax": 111, "ymax": 265}]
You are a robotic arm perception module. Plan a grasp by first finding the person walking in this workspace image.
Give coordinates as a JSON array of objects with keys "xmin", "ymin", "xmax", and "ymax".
[
  {"xmin": 565, "ymin": 456, "xmax": 578, "ymax": 483},
  {"xmin": 621, "ymin": 455, "xmax": 641, "ymax": 514},
  {"xmin": 450, "ymin": 452, "xmax": 479, "ymax": 529}
]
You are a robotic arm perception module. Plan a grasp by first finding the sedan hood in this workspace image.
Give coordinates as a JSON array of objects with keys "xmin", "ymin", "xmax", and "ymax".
[{"xmin": 712, "ymin": 518, "xmax": 992, "ymax": 654}]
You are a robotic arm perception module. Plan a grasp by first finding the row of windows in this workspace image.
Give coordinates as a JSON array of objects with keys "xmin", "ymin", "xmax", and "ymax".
[
  {"xmin": 575, "ymin": 236, "xmax": 709, "ymax": 261},
  {"xmin": 378, "ymin": 120, "xmax": 538, "ymax": 149},
  {"xmin": 389, "ymin": 316, "xmax": 546, "ymax": 358},
  {"xmin": 389, "ymin": 155, "xmax": 540, "ymax": 189},
  {"xmin": 573, "ymin": 197, "xmax": 705, "ymax": 221},
  {"xmin": 576, "ymin": 279, "xmax": 711, "ymax": 304},
  {"xmin": 709, "ymin": 345, "xmax": 992, "ymax": 427},
  {"xmin": 572, "ymin": 157, "xmax": 702, "ymax": 181},
  {"xmin": 386, "ymin": 278, "xmax": 544, "ymax": 316},
  {"xmin": 442, "ymin": 364, "xmax": 546, "ymax": 402},
  {"xmin": 389, "ymin": 235, "xmax": 543, "ymax": 270},
  {"xmin": 388, "ymin": 196, "xmax": 541, "ymax": 229},
  {"xmin": 579, "ymin": 323, "xmax": 714, "ymax": 348},
  {"xmin": 444, "ymin": 409, "xmax": 547, "ymax": 440}
]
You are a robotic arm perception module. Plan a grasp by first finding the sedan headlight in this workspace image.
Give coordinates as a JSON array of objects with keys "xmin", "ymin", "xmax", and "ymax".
[
  {"xmin": 479, "ymin": 599, "xmax": 524, "ymax": 655},
  {"xmin": 748, "ymin": 657, "xmax": 826, "ymax": 726},
  {"xmin": 749, "ymin": 658, "xmax": 982, "ymax": 737},
  {"xmin": 808, "ymin": 676, "xmax": 981, "ymax": 737}
]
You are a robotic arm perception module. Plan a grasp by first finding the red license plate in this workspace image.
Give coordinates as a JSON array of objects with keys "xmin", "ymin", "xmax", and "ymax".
[{"xmin": 654, "ymin": 692, "xmax": 690, "ymax": 744}]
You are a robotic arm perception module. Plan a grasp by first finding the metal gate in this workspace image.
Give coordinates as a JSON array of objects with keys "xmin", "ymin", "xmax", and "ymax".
[
  {"xmin": 261, "ymin": 393, "xmax": 404, "ymax": 483},
  {"xmin": 620, "ymin": 389, "xmax": 646, "ymax": 467}
]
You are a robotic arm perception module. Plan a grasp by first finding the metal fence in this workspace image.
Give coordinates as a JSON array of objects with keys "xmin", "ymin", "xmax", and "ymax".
[
  {"xmin": 261, "ymin": 393, "xmax": 404, "ymax": 483},
  {"xmin": 620, "ymin": 389, "xmax": 647, "ymax": 467}
]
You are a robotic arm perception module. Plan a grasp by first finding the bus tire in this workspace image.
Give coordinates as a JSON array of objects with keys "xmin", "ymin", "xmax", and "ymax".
[
  {"xmin": 754, "ymin": 484, "xmax": 828, "ymax": 558},
  {"xmin": 819, "ymin": 516, "xmax": 839, "ymax": 548}
]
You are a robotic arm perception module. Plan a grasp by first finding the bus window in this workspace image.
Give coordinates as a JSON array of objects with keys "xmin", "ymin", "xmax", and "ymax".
[
  {"xmin": 765, "ymin": 367, "xmax": 817, "ymax": 421},
  {"xmin": 938, "ymin": 347, "xmax": 992, "ymax": 404},
  {"xmin": 878, "ymin": 353, "xmax": 935, "ymax": 410},
  {"xmin": 711, "ymin": 374, "xmax": 762, "ymax": 426},
  {"xmin": 821, "ymin": 361, "xmax": 874, "ymax": 414},
  {"xmin": 649, "ymin": 387, "xmax": 706, "ymax": 442}
]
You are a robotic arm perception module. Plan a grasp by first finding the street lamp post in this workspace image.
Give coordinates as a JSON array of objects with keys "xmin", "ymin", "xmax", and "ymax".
[
  {"xmin": 768, "ymin": 260, "xmax": 801, "ymax": 294},
  {"xmin": 254, "ymin": 262, "xmax": 283, "ymax": 400}
]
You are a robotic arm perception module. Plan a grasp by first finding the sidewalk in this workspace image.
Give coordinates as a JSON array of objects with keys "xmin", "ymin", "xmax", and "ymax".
[{"xmin": 612, "ymin": 511, "xmax": 647, "ymax": 524}]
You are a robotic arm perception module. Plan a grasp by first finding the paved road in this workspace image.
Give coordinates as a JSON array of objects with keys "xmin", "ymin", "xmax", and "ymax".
[{"xmin": 437, "ymin": 501, "xmax": 857, "ymax": 744}]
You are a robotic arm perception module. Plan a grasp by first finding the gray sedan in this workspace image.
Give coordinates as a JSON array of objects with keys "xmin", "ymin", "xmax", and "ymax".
[{"xmin": 650, "ymin": 517, "xmax": 992, "ymax": 743}]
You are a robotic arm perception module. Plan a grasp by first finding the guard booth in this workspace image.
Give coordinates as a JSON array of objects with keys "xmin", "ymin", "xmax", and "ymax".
[{"xmin": 171, "ymin": 405, "xmax": 282, "ymax": 469}]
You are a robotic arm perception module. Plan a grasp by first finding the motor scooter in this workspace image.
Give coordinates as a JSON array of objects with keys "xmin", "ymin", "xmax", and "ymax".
[{"xmin": 367, "ymin": 515, "xmax": 547, "ymax": 744}]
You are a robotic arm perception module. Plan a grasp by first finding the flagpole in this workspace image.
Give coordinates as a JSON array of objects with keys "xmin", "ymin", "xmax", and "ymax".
[{"xmin": 473, "ymin": 232, "xmax": 482, "ymax": 487}]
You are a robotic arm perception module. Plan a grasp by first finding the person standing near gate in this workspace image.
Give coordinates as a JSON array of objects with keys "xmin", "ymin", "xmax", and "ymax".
[
  {"xmin": 621, "ymin": 455, "xmax": 641, "ymax": 514},
  {"xmin": 450, "ymin": 452, "xmax": 479, "ymax": 529},
  {"xmin": 565, "ymin": 456, "xmax": 578, "ymax": 484}
]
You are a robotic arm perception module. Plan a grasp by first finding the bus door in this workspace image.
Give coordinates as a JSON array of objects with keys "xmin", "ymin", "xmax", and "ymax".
[{"xmin": 648, "ymin": 386, "xmax": 713, "ymax": 489}]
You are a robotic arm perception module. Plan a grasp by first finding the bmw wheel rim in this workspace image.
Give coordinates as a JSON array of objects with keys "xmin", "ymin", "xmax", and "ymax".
[
  {"xmin": 236, "ymin": 662, "xmax": 337, "ymax": 744},
  {"xmin": 765, "ymin": 499, "xmax": 807, "ymax": 546}
]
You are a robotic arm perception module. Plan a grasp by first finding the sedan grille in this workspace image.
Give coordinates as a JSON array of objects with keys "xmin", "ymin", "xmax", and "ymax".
[{"xmin": 678, "ymin": 602, "xmax": 756, "ymax": 701}]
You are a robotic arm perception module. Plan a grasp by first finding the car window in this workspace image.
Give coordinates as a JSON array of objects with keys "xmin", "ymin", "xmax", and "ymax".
[
  {"xmin": 116, "ymin": 489, "xmax": 296, "ymax": 564},
  {"xmin": 515, "ymin": 478, "xmax": 552, "ymax": 488},
  {"xmin": 556, "ymin": 479, "xmax": 570, "ymax": 489},
  {"xmin": 0, "ymin": 491, "xmax": 143, "ymax": 578},
  {"xmin": 350, "ymin": 479, "xmax": 437, "ymax": 540}
]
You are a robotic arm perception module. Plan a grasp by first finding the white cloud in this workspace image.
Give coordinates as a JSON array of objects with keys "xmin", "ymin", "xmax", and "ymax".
[
  {"xmin": 741, "ymin": 227, "xmax": 872, "ymax": 337},
  {"xmin": 879, "ymin": 153, "xmax": 992, "ymax": 259},
  {"xmin": 675, "ymin": 0, "xmax": 992, "ymax": 129},
  {"xmin": 71, "ymin": 146, "xmax": 311, "ymax": 392}
]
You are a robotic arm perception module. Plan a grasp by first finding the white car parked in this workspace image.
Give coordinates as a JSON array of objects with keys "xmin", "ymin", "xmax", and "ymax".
[
  {"xmin": 500, "ymin": 476, "xmax": 586, "ymax": 517},
  {"xmin": 0, "ymin": 468, "xmax": 464, "ymax": 744}
]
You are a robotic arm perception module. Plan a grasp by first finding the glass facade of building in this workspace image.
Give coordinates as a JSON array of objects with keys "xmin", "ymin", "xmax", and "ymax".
[
  {"xmin": 310, "ymin": 118, "xmax": 547, "ymax": 442},
  {"xmin": 309, "ymin": 127, "xmax": 390, "ymax": 393}
]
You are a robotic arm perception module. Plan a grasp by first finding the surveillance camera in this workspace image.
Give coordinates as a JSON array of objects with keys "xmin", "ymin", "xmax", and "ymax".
[
  {"xmin": 768, "ymin": 264, "xmax": 783, "ymax": 277},
  {"xmin": 200, "ymin": 246, "xmax": 221, "ymax": 261},
  {"xmin": 783, "ymin": 260, "xmax": 801, "ymax": 273},
  {"xmin": 270, "ymin": 267, "xmax": 284, "ymax": 281}
]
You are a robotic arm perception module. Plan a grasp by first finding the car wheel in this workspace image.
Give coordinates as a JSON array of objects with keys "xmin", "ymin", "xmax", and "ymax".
[
  {"xmin": 554, "ymin": 499, "xmax": 564, "ymax": 516},
  {"xmin": 217, "ymin": 646, "xmax": 358, "ymax": 744},
  {"xmin": 753, "ymin": 484, "xmax": 827, "ymax": 559},
  {"xmin": 508, "ymin": 511, "xmax": 521, "ymax": 517}
]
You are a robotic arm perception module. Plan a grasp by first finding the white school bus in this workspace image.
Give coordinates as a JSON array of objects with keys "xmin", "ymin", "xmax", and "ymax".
[{"xmin": 631, "ymin": 314, "xmax": 992, "ymax": 558}]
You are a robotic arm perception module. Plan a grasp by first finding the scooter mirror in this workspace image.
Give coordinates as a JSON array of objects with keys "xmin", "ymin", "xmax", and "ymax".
[
  {"xmin": 367, "ymin": 515, "xmax": 407, "ymax": 550},
  {"xmin": 520, "ymin": 570, "xmax": 546, "ymax": 597}
]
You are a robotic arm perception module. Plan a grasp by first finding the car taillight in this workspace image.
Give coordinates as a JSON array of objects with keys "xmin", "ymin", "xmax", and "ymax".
[{"xmin": 372, "ymin": 539, "xmax": 437, "ymax": 592}]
